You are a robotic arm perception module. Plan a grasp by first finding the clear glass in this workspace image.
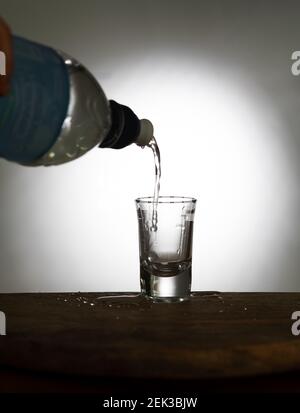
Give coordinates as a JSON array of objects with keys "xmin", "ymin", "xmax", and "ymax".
[{"xmin": 136, "ymin": 196, "xmax": 197, "ymax": 303}]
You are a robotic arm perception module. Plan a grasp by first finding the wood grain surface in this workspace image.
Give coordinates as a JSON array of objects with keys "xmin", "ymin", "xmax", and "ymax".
[{"xmin": 0, "ymin": 292, "xmax": 299, "ymax": 381}]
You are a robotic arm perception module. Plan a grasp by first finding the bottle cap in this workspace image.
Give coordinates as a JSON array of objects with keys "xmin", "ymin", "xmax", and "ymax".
[
  {"xmin": 135, "ymin": 119, "xmax": 154, "ymax": 147},
  {"xmin": 100, "ymin": 100, "xmax": 153, "ymax": 149}
]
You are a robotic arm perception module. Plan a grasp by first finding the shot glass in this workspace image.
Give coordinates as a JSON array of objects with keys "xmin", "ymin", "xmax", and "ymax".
[{"xmin": 135, "ymin": 196, "xmax": 197, "ymax": 303}]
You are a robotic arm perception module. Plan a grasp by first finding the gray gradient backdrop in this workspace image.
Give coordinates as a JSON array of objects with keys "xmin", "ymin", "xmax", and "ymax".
[{"xmin": 0, "ymin": 0, "xmax": 299, "ymax": 292}]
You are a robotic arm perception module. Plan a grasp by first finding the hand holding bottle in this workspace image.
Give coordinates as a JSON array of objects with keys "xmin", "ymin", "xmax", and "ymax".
[
  {"xmin": 0, "ymin": 19, "xmax": 153, "ymax": 165},
  {"xmin": 0, "ymin": 16, "xmax": 12, "ymax": 95}
]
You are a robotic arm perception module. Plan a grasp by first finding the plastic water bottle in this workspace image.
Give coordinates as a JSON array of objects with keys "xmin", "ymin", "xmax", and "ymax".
[{"xmin": 0, "ymin": 36, "xmax": 154, "ymax": 166}]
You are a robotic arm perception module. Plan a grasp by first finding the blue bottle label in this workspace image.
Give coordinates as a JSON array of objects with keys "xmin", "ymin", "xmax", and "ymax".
[{"xmin": 0, "ymin": 36, "xmax": 70, "ymax": 163}]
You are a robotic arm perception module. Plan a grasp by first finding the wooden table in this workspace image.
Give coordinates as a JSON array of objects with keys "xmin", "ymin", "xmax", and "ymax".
[{"xmin": 0, "ymin": 292, "xmax": 300, "ymax": 393}]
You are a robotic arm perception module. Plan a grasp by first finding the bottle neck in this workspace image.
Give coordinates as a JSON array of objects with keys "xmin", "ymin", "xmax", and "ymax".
[{"xmin": 100, "ymin": 100, "xmax": 153, "ymax": 149}]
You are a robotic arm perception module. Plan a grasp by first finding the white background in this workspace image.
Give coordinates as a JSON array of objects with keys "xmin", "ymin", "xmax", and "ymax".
[{"xmin": 0, "ymin": 0, "xmax": 299, "ymax": 292}]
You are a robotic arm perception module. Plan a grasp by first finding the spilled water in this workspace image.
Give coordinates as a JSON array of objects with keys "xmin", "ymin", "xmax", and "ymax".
[
  {"xmin": 56, "ymin": 293, "xmax": 142, "ymax": 309},
  {"xmin": 96, "ymin": 294, "xmax": 140, "ymax": 300}
]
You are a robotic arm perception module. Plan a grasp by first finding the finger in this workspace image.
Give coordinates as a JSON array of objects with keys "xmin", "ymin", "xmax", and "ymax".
[{"xmin": 0, "ymin": 16, "xmax": 13, "ymax": 95}]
